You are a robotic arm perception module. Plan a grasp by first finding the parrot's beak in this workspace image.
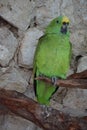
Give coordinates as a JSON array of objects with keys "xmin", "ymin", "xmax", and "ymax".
[
  {"xmin": 61, "ymin": 16, "xmax": 70, "ymax": 34},
  {"xmin": 61, "ymin": 22, "xmax": 69, "ymax": 34}
]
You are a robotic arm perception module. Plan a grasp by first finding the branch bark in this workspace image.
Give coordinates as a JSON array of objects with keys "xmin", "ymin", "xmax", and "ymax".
[
  {"xmin": 0, "ymin": 89, "xmax": 87, "ymax": 130},
  {"xmin": 35, "ymin": 70, "xmax": 87, "ymax": 89}
]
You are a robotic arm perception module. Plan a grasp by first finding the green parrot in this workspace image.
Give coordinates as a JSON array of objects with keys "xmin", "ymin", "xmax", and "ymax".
[{"xmin": 33, "ymin": 16, "xmax": 72, "ymax": 105}]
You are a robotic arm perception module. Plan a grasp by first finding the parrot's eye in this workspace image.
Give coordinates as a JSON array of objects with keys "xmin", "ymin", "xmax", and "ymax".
[{"xmin": 56, "ymin": 20, "xmax": 59, "ymax": 24}]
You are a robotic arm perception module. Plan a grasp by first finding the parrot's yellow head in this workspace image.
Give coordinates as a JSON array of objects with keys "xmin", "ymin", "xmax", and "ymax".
[
  {"xmin": 62, "ymin": 16, "xmax": 70, "ymax": 24},
  {"xmin": 45, "ymin": 15, "xmax": 70, "ymax": 35}
]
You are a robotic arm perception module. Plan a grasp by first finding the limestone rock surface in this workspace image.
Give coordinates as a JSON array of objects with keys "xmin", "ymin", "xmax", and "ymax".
[
  {"xmin": 0, "ymin": 27, "xmax": 18, "ymax": 66},
  {"xmin": 18, "ymin": 28, "xmax": 43, "ymax": 68}
]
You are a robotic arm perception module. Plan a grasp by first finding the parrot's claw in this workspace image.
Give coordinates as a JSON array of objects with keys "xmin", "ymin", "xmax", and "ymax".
[
  {"xmin": 39, "ymin": 74, "xmax": 44, "ymax": 77},
  {"xmin": 40, "ymin": 105, "xmax": 52, "ymax": 119},
  {"xmin": 51, "ymin": 76, "xmax": 58, "ymax": 86}
]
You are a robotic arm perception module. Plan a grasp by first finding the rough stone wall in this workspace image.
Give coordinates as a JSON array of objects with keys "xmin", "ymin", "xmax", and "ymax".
[{"xmin": 0, "ymin": 0, "xmax": 87, "ymax": 130}]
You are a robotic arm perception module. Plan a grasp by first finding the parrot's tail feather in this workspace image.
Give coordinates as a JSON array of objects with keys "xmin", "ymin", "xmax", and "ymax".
[{"xmin": 33, "ymin": 69, "xmax": 59, "ymax": 105}]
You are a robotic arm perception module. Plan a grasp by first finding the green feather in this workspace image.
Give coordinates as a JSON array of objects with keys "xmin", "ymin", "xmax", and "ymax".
[{"xmin": 33, "ymin": 16, "xmax": 72, "ymax": 105}]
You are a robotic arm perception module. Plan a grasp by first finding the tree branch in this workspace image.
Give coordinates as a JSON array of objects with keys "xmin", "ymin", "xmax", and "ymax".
[
  {"xmin": 0, "ymin": 89, "xmax": 87, "ymax": 130},
  {"xmin": 68, "ymin": 70, "xmax": 87, "ymax": 79},
  {"xmin": 35, "ymin": 70, "xmax": 87, "ymax": 89},
  {"xmin": 0, "ymin": 70, "xmax": 87, "ymax": 129}
]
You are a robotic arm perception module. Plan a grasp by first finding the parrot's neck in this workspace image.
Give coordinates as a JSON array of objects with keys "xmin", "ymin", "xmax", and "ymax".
[
  {"xmin": 46, "ymin": 32, "xmax": 70, "ymax": 41},
  {"xmin": 45, "ymin": 31, "xmax": 70, "ymax": 38}
]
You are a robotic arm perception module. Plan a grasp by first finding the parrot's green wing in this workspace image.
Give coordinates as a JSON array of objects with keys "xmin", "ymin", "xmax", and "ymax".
[
  {"xmin": 33, "ymin": 35, "xmax": 45, "ymax": 76},
  {"xmin": 33, "ymin": 35, "xmax": 58, "ymax": 105}
]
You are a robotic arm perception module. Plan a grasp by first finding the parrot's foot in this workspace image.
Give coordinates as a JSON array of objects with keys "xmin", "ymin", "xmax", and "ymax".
[
  {"xmin": 51, "ymin": 76, "xmax": 58, "ymax": 86},
  {"xmin": 39, "ymin": 74, "xmax": 44, "ymax": 77},
  {"xmin": 40, "ymin": 105, "xmax": 52, "ymax": 119}
]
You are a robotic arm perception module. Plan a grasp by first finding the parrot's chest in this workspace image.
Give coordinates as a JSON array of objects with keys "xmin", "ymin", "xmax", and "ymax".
[{"xmin": 37, "ymin": 36, "xmax": 70, "ymax": 78}]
